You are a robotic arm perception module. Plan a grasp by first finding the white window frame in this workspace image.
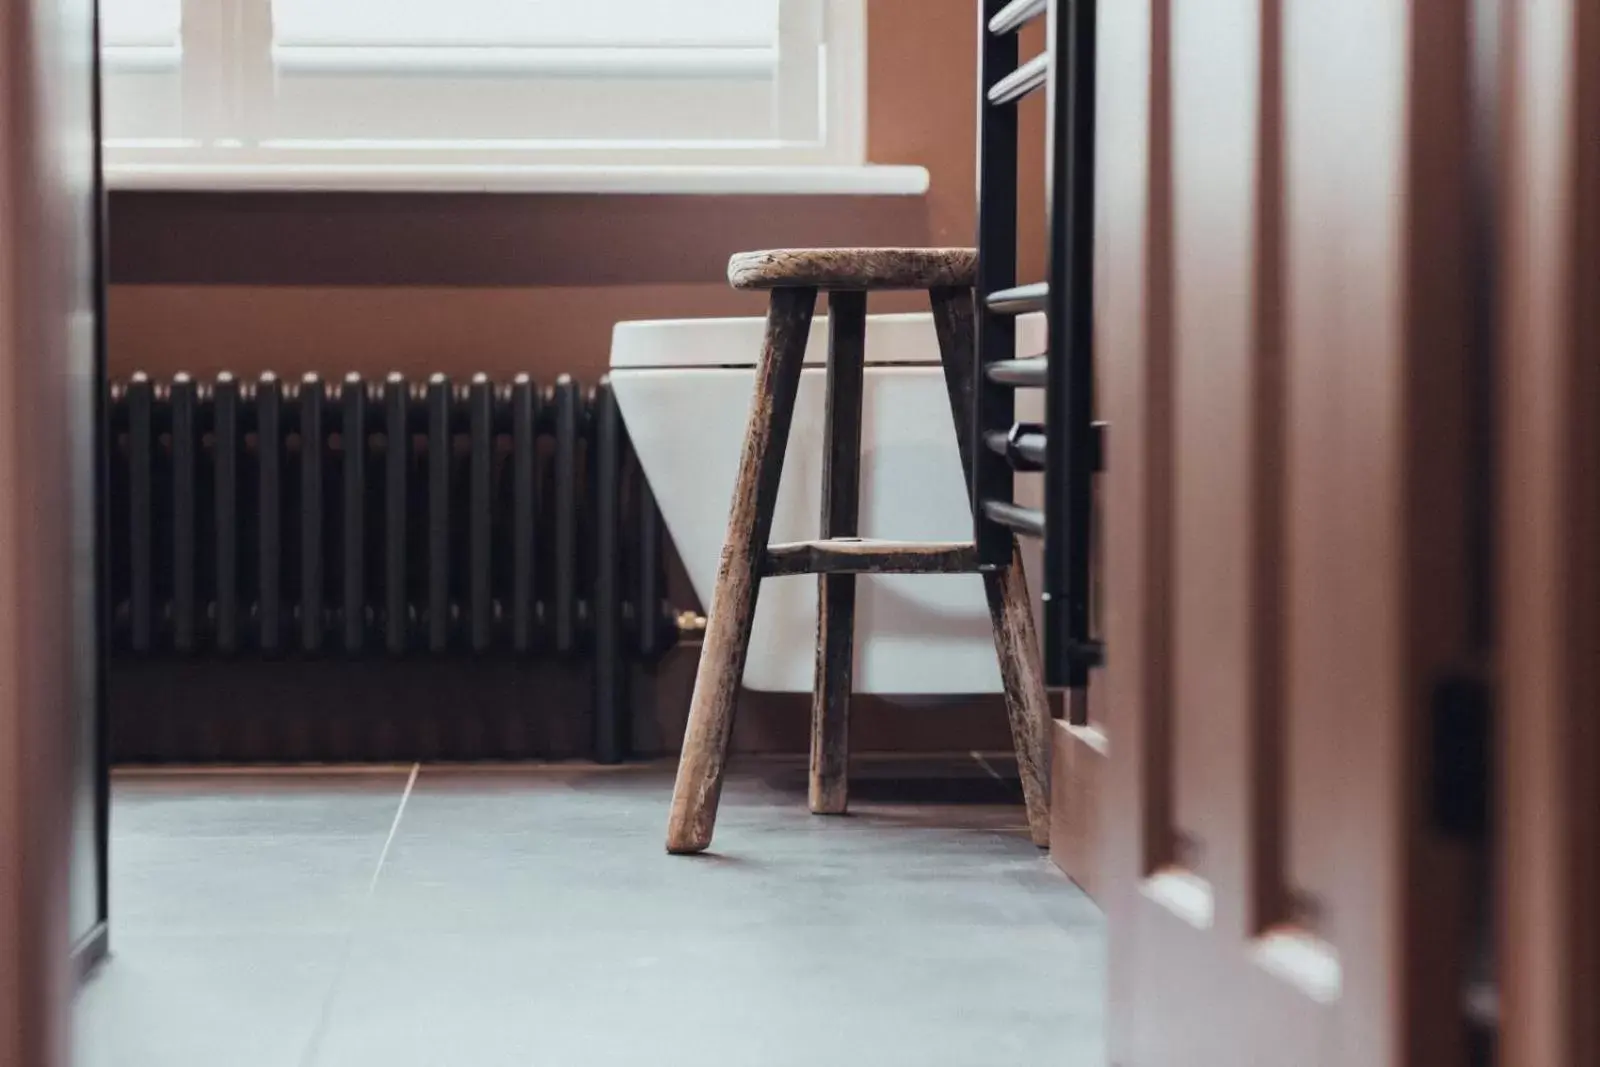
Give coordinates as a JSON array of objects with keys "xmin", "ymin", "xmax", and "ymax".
[{"xmin": 100, "ymin": 0, "xmax": 927, "ymax": 194}]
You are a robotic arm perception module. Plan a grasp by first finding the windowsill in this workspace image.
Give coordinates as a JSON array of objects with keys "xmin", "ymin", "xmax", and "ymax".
[{"xmin": 103, "ymin": 163, "xmax": 931, "ymax": 196}]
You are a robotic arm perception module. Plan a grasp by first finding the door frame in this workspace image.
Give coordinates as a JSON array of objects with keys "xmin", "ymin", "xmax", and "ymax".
[
  {"xmin": 1495, "ymin": 0, "xmax": 1600, "ymax": 1062},
  {"xmin": 0, "ymin": 5, "xmax": 109, "ymax": 1067},
  {"xmin": 72, "ymin": 0, "xmax": 111, "ymax": 980}
]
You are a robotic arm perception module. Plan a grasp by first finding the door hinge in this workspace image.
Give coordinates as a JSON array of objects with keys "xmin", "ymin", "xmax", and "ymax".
[{"xmin": 1430, "ymin": 673, "xmax": 1491, "ymax": 842}]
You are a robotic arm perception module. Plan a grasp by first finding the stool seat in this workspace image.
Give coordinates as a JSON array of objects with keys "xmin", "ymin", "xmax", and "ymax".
[
  {"xmin": 762, "ymin": 538, "xmax": 980, "ymax": 577},
  {"xmin": 728, "ymin": 247, "xmax": 978, "ymax": 291}
]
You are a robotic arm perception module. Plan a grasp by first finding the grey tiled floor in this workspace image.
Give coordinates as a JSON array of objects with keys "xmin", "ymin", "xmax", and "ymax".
[{"xmin": 74, "ymin": 759, "xmax": 1106, "ymax": 1067}]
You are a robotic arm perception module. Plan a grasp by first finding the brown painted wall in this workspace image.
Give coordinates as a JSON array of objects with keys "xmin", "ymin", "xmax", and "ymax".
[
  {"xmin": 106, "ymin": 0, "xmax": 1048, "ymax": 758},
  {"xmin": 108, "ymin": 0, "xmax": 1045, "ymax": 379}
]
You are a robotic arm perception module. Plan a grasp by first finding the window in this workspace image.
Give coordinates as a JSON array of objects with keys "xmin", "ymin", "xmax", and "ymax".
[{"xmin": 101, "ymin": 0, "xmax": 906, "ymax": 191}]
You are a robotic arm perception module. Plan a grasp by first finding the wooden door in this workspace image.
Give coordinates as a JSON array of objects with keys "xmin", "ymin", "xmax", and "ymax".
[
  {"xmin": 1097, "ymin": 0, "xmax": 1482, "ymax": 1063},
  {"xmin": 1497, "ymin": 0, "xmax": 1600, "ymax": 1063}
]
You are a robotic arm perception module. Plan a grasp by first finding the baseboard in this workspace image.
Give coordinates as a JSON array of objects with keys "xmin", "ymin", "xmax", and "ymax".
[{"xmin": 1049, "ymin": 718, "xmax": 1106, "ymax": 901}]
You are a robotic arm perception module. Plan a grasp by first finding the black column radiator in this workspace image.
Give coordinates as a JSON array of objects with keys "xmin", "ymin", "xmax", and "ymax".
[{"xmin": 107, "ymin": 370, "xmax": 681, "ymax": 763}]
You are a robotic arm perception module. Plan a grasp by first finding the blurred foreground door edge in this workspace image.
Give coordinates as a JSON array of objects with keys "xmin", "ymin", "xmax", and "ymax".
[
  {"xmin": 1497, "ymin": 1, "xmax": 1600, "ymax": 1065},
  {"xmin": 1096, "ymin": 0, "xmax": 1484, "ymax": 1062},
  {"xmin": 0, "ymin": 0, "xmax": 105, "ymax": 1060}
]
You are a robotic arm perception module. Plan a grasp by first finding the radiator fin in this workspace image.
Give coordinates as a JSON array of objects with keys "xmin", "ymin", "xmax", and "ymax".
[{"xmin": 109, "ymin": 371, "xmax": 678, "ymax": 763}]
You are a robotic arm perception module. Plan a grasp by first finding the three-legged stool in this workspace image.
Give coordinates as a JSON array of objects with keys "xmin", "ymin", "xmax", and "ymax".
[{"xmin": 665, "ymin": 247, "xmax": 1052, "ymax": 854}]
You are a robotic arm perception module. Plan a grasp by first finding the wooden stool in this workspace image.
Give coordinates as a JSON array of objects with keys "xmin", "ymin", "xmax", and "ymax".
[{"xmin": 665, "ymin": 247, "xmax": 1052, "ymax": 854}]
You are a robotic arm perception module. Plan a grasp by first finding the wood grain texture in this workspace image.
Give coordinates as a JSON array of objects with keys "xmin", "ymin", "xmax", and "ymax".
[
  {"xmin": 928, "ymin": 284, "xmax": 1053, "ymax": 847},
  {"xmin": 666, "ymin": 287, "xmax": 817, "ymax": 854},
  {"xmin": 763, "ymin": 539, "xmax": 980, "ymax": 577},
  {"xmin": 983, "ymin": 554, "xmax": 1054, "ymax": 847},
  {"xmin": 810, "ymin": 291, "xmax": 867, "ymax": 816},
  {"xmin": 728, "ymin": 247, "xmax": 977, "ymax": 291},
  {"xmin": 928, "ymin": 285, "xmax": 981, "ymax": 476}
]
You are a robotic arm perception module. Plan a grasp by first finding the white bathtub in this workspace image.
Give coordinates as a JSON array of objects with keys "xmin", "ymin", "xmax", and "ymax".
[{"xmin": 609, "ymin": 311, "xmax": 1044, "ymax": 694}]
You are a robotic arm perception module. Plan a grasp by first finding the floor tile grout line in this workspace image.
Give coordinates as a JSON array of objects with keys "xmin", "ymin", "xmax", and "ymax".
[
  {"xmin": 366, "ymin": 762, "xmax": 420, "ymax": 895},
  {"xmin": 294, "ymin": 761, "xmax": 419, "ymax": 1067},
  {"xmin": 969, "ymin": 750, "xmax": 1021, "ymax": 798}
]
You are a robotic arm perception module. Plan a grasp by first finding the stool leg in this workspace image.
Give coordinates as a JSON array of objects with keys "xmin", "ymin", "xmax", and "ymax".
[
  {"xmin": 811, "ymin": 290, "xmax": 867, "ymax": 815},
  {"xmin": 929, "ymin": 285, "xmax": 1053, "ymax": 847},
  {"xmin": 667, "ymin": 287, "xmax": 817, "ymax": 854},
  {"xmin": 983, "ymin": 556, "xmax": 1053, "ymax": 846}
]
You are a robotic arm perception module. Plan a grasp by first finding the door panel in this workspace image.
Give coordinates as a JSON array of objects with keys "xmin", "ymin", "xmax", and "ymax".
[
  {"xmin": 1168, "ymin": 0, "xmax": 1262, "ymax": 938},
  {"xmin": 1100, "ymin": 0, "xmax": 1478, "ymax": 1063}
]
